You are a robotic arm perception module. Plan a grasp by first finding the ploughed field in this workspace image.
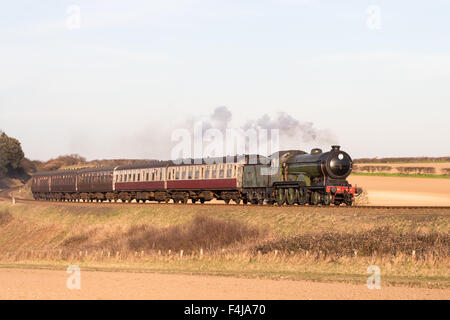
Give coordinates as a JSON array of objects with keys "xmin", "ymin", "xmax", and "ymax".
[
  {"xmin": 1, "ymin": 268, "xmax": 448, "ymax": 299},
  {"xmin": 0, "ymin": 197, "xmax": 449, "ymax": 293},
  {"xmin": 348, "ymin": 175, "xmax": 450, "ymax": 206}
]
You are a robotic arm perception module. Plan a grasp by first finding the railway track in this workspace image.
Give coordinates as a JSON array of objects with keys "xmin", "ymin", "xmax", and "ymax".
[{"xmin": 1, "ymin": 188, "xmax": 449, "ymax": 210}]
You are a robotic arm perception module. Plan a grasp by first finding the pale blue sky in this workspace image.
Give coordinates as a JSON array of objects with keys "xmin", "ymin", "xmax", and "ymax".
[{"xmin": 1, "ymin": 1, "xmax": 449, "ymax": 160}]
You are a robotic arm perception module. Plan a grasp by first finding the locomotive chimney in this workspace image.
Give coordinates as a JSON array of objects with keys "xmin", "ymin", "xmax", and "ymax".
[{"xmin": 331, "ymin": 145, "xmax": 340, "ymax": 151}]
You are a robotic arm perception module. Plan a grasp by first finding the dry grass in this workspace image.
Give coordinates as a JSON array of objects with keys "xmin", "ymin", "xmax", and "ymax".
[
  {"xmin": 354, "ymin": 190, "xmax": 369, "ymax": 205},
  {"xmin": 254, "ymin": 227, "xmax": 449, "ymax": 260},
  {"xmin": 10, "ymin": 180, "xmax": 34, "ymax": 200},
  {"xmin": 0, "ymin": 209, "xmax": 13, "ymax": 226},
  {"xmin": 0, "ymin": 201, "xmax": 448, "ymax": 288},
  {"xmin": 62, "ymin": 215, "xmax": 264, "ymax": 253}
]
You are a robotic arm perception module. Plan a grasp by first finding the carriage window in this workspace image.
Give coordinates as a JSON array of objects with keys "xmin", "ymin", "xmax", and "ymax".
[
  {"xmin": 205, "ymin": 169, "xmax": 210, "ymax": 179},
  {"xmin": 181, "ymin": 170, "xmax": 186, "ymax": 179},
  {"xmin": 188, "ymin": 170, "xmax": 192, "ymax": 179},
  {"xmin": 151, "ymin": 172, "xmax": 155, "ymax": 181},
  {"xmin": 146, "ymin": 173, "xmax": 149, "ymax": 181},
  {"xmin": 137, "ymin": 173, "xmax": 140, "ymax": 181},
  {"xmin": 211, "ymin": 170, "xmax": 216, "ymax": 179},
  {"xmin": 175, "ymin": 170, "xmax": 180, "ymax": 180},
  {"xmin": 219, "ymin": 169, "xmax": 224, "ymax": 178},
  {"xmin": 227, "ymin": 167, "xmax": 232, "ymax": 178},
  {"xmin": 194, "ymin": 169, "xmax": 199, "ymax": 179}
]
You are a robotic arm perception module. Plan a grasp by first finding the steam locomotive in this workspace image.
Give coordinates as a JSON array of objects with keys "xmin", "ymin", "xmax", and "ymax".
[{"xmin": 31, "ymin": 145, "xmax": 362, "ymax": 206}]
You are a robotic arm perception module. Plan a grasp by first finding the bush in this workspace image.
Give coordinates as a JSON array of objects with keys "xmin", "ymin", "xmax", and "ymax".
[
  {"xmin": 61, "ymin": 216, "xmax": 264, "ymax": 254},
  {"xmin": 354, "ymin": 165, "xmax": 392, "ymax": 173},
  {"xmin": 254, "ymin": 227, "xmax": 449, "ymax": 259},
  {"xmin": 40, "ymin": 154, "xmax": 86, "ymax": 171},
  {"xmin": 397, "ymin": 167, "xmax": 436, "ymax": 175},
  {"xmin": 355, "ymin": 157, "xmax": 450, "ymax": 163}
]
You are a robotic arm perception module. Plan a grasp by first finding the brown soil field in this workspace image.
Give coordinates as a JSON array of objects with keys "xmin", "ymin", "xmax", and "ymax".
[
  {"xmin": 348, "ymin": 176, "xmax": 450, "ymax": 206},
  {"xmin": 0, "ymin": 268, "xmax": 448, "ymax": 300}
]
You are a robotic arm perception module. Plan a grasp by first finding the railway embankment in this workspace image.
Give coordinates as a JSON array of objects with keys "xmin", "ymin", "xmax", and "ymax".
[{"xmin": 0, "ymin": 199, "xmax": 448, "ymax": 288}]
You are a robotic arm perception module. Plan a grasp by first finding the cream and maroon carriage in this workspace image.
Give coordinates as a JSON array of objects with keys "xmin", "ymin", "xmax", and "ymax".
[{"xmin": 113, "ymin": 157, "xmax": 247, "ymax": 203}]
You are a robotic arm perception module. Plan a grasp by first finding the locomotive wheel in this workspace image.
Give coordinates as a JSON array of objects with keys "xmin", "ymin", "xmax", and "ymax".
[
  {"xmin": 233, "ymin": 198, "xmax": 241, "ymax": 204},
  {"xmin": 224, "ymin": 199, "xmax": 230, "ymax": 204},
  {"xmin": 334, "ymin": 200, "xmax": 342, "ymax": 206},
  {"xmin": 286, "ymin": 188, "xmax": 297, "ymax": 205},
  {"xmin": 182, "ymin": 197, "xmax": 188, "ymax": 204},
  {"xmin": 343, "ymin": 192, "xmax": 353, "ymax": 206},
  {"xmin": 276, "ymin": 188, "xmax": 286, "ymax": 206},
  {"xmin": 200, "ymin": 199, "xmax": 205, "ymax": 204},
  {"xmin": 297, "ymin": 188, "xmax": 307, "ymax": 205},
  {"xmin": 258, "ymin": 198, "xmax": 264, "ymax": 205},
  {"xmin": 191, "ymin": 199, "xmax": 197, "ymax": 204},
  {"xmin": 310, "ymin": 191, "xmax": 320, "ymax": 205},
  {"xmin": 243, "ymin": 199, "xmax": 248, "ymax": 205},
  {"xmin": 322, "ymin": 193, "xmax": 332, "ymax": 206}
]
